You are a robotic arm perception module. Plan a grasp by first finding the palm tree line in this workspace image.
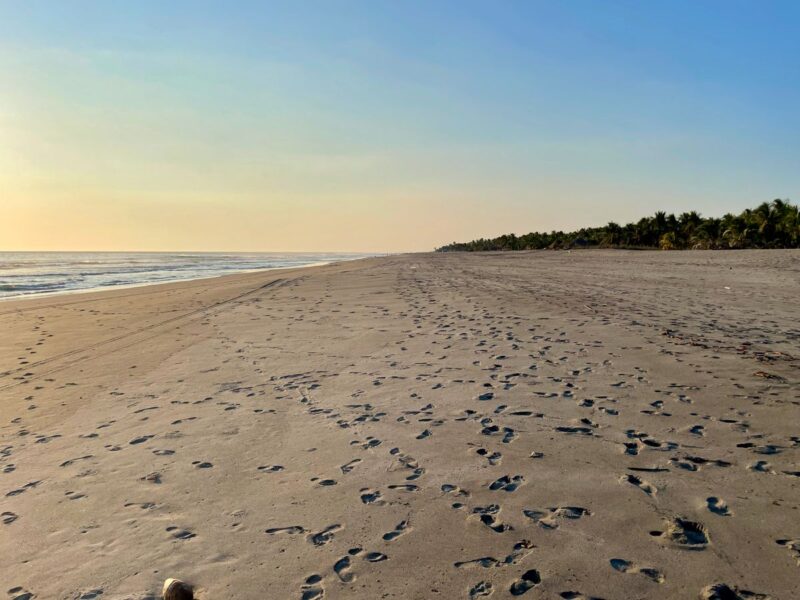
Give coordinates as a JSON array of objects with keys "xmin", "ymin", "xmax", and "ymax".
[{"xmin": 436, "ymin": 199, "xmax": 800, "ymax": 252}]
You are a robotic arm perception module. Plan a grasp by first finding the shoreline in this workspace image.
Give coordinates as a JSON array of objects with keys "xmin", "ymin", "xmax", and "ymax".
[
  {"xmin": 0, "ymin": 253, "xmax": 382, "ymax": 303},
  {"xmin": 0, "ymin": 255, "xmax": 381, "ymax": 306}
]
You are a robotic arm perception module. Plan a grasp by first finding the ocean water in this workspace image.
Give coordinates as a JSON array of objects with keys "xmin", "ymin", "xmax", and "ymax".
[{"xmin": 0, "ymin": 252, "xmax": 376, "ymax": 300}]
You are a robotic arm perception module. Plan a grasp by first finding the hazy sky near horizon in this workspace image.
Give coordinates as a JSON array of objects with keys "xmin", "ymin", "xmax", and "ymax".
[{"xmin": 2, "ymin": 1, "xmax": 799, "ymax": 252}]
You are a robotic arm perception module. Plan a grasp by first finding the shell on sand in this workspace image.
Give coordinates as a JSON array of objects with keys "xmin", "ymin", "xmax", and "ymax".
[{"xmin": 162, "ymin": 578, "xmax": 193, "ymax": 600}]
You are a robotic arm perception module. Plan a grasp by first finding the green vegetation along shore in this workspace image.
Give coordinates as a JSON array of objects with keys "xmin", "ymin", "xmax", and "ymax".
[{"xmin": 436, "ymin": 199, "xmax": 800, "ymax": 251}]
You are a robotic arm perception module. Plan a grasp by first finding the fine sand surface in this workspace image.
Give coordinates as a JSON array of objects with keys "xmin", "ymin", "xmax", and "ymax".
[{"xmin": 1, "ymin": 250, "xmax": 799, "ymax": 600}]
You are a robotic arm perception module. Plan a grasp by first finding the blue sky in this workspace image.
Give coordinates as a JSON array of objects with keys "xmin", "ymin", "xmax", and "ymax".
[{"xmin": 1, "ymin": 1, "xmax": 798, "ymax": 251}]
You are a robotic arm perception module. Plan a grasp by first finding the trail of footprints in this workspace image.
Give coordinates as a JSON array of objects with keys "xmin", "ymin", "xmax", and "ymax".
[
  {"xmin": 248, "ymin": 285, "xmax": 788, "ymax": 598},
  {"xmin": 3, "ymin": 259, "xmax": 796, "ymax": 600}
]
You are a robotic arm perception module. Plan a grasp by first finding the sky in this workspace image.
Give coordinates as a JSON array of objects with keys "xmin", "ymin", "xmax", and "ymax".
[{"xmin": 1, "ymin": 1, "xmax": 799, "ymax": 252}]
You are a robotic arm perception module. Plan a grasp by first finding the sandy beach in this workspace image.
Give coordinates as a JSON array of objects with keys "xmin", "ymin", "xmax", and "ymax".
[{"xmin": 1, "ymin": 250, "xmax": 799, "ymax": 600}]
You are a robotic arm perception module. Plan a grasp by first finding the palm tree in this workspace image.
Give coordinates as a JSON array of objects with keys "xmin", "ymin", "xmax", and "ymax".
[
  {"xmin": 653, "ymin": 211, "xmax": 667, "ymax": 239},
  {"xmin": 436, "ymin": 200, "xmax": 799, "ymax": 252},
  {"xmin": 604, "ymin": 222, "xmax": 622, "ymax": 246}
]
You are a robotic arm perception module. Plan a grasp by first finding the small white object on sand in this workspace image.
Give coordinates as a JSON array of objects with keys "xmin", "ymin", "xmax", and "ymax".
[{"xmin": 162, "ymin": 578, "xmax": 193, "ymax": 600}]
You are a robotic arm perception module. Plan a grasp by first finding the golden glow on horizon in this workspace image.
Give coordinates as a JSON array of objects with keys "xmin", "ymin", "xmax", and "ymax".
[
  {"xmin": 2, "ymin": 105, "xmax": 668, "ymax": 252},
  {"xmin": 0, "ymin": 102, "xmax": 692, "ymax": 253}
]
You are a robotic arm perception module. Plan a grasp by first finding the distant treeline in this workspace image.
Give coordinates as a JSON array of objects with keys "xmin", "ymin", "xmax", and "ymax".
[{"xmin": 436, "ymin": 199, "xmax": 800, "ymax": 252}]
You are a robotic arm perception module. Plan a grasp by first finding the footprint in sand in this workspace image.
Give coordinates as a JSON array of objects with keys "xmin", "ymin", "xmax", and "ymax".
[
  {"xmin": 650, "ymin": 517, "xmax": 709, "ymax": 549},
  {"xmin": 476, "ymin": 448, "xmax": 502, "ymax": 465},
  {"xmin": 473, "ymin": 505, "xmax": 513, "ymax": 533},
  {"xmin": 2, "ymin": 511, "xmax": 19, "ymax": 525},
  {"xmin": 5, "ymin": 481, "xmax": 41, "ymax": 497},
  {"xmin": 123, "ymin": 502, "xmax": 157, "ymax": 510},
  {"xmin": 701, "ymin": 583, "xmax": 770, "ymax": 599},
  {"xmin": 59, "ymin": 455, "xmax": 93, "ymax": 467},
  {"xmin": 621, "ymin": 473, "xmax": 657, "ymax": 496},
  {"xmin": 129, "ymin": 435, "xmax": 154, "ymax": 445},
  {"xmin": 689, "ymin": 424, "xmax": 705, "ymax": 436},
  {"xmin": 469, "ymin": 581, "xmax": 493, "ymax": 598},
  {"xmin": 265, "ymin": 525, "xmax": 306, "ymax": 535},
  {"xmin": 442, "ymin": 484, "xmax": 469, "ymax": 497},
  {"xmin": 500, "ymin": 428, "xmax": 516, "ymax": 443},
  {"xmin": 455, "ymin": 540, "xmax": 534, "ymax": 569},
  {"xmin": 479, "ymin": 423, "xmax": 516, "ymax": 444},
  {"xmin": 308, "ymin": 524, "xmax": 342, "ymax": 546},
  {"xmin": 7, "ymin": 586, "xmax": 35, "ymax": 600},
  {"xmin": 365, "ymin": 552, "xmax": 388, "ymax": 562},
  {"xmin": 360, "ymin": 489, "xmax": 384, "ymax": 505},
  {"xmin": 406, "ymin": 467, "xmax": 425, "ymax": 481},
  {"xmin": 192, "ymin": 461, "xmax": 213, "ymax": 469},
  {"xmin": 523, "ymin": 506, "xmax": 591, "ymax": 529},
  {"xmin": 388, "ymin": 483, "xmax": 419, "ymax": 492},
  {"xmin": 489, "ymin": 475, "xmax": 524, "ymax": 492},
  {"xmin": 610, "ymin": 558, "xmax": 664, "ymax": 583},
  {"xmin": 706, "ymin": 496, "xmax": 731, "ymax": 516},
  {"xmin": 556, "ymin": 426, "xmax": 593, "ymax": 436},
  {"xmin": 775, "ymin": 538, "xmax": 800, "ymax": 565},
  {"xmin": 509, "ymin": 569, "xmax": 542, "ymax": 595},
  {"xmin": 383, "ymin": 520, "xmax": 411, "ymax": 541},
  {"xmin": 670, "ymin": 455, "xmax": 731, "ymax": 472},
  {"xmin": 333, "ymin": 555, "xmax": 355, "ymax": 583},
  {"xmin": 166, "ymin": 526, "xmax": 196, "ymax": 540},
  {"xmin": 257, "ymin": 465, "xmax": 284, "ymax": 473},
  {"xmin": 339, "ymin": 458, "xmax": 361, "ymax": 474},
  {"xmin": 623, "ymin": 442, "xmax": 641, "ymax": 456},
  {"xmin": 141, "ymin": 472, "xmax": 162, "ymax": 484},
  {"xmin": 300, "ymin": 574, "xmax": 324, "ymax": 600},
  {"xmin": 360, "ymin": 438, "xmax": 382, "ymax": 450},
  {"xmin": 748, "ymin": 461, "xmax": 774, "ymax": 474}
]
